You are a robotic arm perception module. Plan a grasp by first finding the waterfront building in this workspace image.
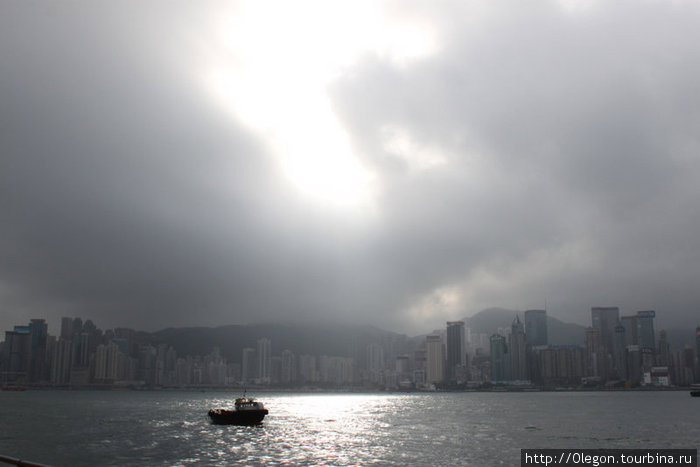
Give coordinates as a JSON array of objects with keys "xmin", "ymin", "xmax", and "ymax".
[
  {"xmin": 1, "ymin": 326, "xmax": 31, "ymax": 383},
  {"xmin": 657, "ymin": 330, "xmax": 670, "ymax": 367},
  {"xmin": 413, "ymin": 349, "xmax": 426, "ymax": 372},
  {"xmin": 508, "ymin": 316, "xmax": 528, "ymax": 381},
  {"xmin": 50, "ymin": 338, "xmax": 73, "ymax": 384},
  {"xmin": 591, "ymin": 307, "xmax": 619, "ymax": 380},
  {"xmin": 257, "ymin": 338, "xmax": 272, "ymax": 384},
  {"xmin": 367, "ymin": 343, "xmax": 384, "ymax": 384},
  {"xmin": 241, "ymin": 347, "xmax": 256, "ymax": 384},
  {"xmin": 271, "ymin": 356, "xmax": 282, "ymax": 384},
  {"xmin": 176, "ymin": 357, "xmax": 192, "ymax": 385},
  {"xmin": 318, "ymin": 355, "xmax": 355, "ymax": 385},
  {"xmin": 60, "ymin": 317, "xmax": 74, "ymax": 341},
  {"xmin": 524, "ymin": 310, "xmax": 547, "ymax": 346},
  {"xmin": 28, "ymin": 319, "xmax": 48, "ymax": 383},
  {"xmin": 620, "ymin": 315, "xmax": 638, "ymax": 347},
  {"xmin": 613, "ymin": 324, "xmax": 627, "ymax": 380},
  {"xmin": 395, "ymin": 355, "xmax": 410, "ymax": 375},
  {"xmin": 73, "ymin": 332, "xmax": 90, "ymax": 368},
  {"xmin": 280, "ymin": 349, "xmax": 297, "ymax": 384},
  {"xmin": 489, "ymin": 334, "xmax": 508, "ymax": 382},
  {"xmin": 641, "ymin": 347, "xmax": 655, "ymax": 379},
  {"xmin": 626, "ymin": 345, "xmax": 642, "ymax": 386},
  {"xmin": 591, "ymin": 307, "xmax": 619, "ymax": 350},
  {"xmin": 646, "ymin": 366, "xmax": 670, "ymax": 386},
  {"xmin": 95, "ymin": 341, "xmax": 125, "ymax": 383},
  {"xmin": 533, "ymin": 345, "xmax": 585, "ymax": 385},
  {"xmin": 425, "ymin": 334, "xmax": 444, "ymax": 384},
  {"xmin": 136, "ymin": 344, "xmax": 156, "ymax": 386},
  {"xmin": 636, "ymin": 311, "xmax": 656, "ymax": 351},
  {"xmin": 446, "ymin": 321, "xmax": 466, "ymax": 382},
  {"xmin": 584, "ymin": 327, "xmax": 601, "ymax": 377},
  {"xmin": 671, "ymin": 347, "xmax": 696, "ymax": 385},
  {"xmin": 298, "ymin": 354, "xmax": 316, "ymax": 383}
]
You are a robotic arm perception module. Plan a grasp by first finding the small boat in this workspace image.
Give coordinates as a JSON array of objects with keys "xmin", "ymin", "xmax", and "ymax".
[
  {"xmin": 208, "ymin": 395, "xmax": 268, "ymax": 425},
  {"xmin": 1, "ymin": 385, "xmax": 27, "ymax": 391},
  {"xmin": 691, "ymin": 391, "xmax": 700, "ymax": 397}
]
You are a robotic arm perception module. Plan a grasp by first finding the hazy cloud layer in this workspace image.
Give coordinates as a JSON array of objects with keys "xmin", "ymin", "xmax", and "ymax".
[{"xmin": 2, "ymin": 1, "xmax": 700, "ymax": 334}]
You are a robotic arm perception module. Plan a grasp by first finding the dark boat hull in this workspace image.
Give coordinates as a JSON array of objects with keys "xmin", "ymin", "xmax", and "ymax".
[
  {"xmin": 208, "ymin": 408, "xmax": 268, "ymax": 425},
  {"xmin": 691, "ymin": 391, "xmax": 700, "ymax": 397}
]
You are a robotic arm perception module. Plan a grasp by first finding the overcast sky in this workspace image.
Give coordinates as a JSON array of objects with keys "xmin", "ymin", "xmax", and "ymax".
[{"xmin": 2, "ymin": 0, "xmax": 700, "ymax": 336}]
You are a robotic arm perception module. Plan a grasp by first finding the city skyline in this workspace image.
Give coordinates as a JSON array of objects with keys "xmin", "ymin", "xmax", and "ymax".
[{"xmin": 3, "ymin": 306, "xmax": 699, "ymax": 389}]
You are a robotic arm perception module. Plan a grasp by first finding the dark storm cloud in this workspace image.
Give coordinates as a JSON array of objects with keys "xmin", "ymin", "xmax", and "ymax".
[
  {"xmin": 331, "ymin": 0, "xmax": 700, "ymax": 328},
  {"xmin": 2, "ymin": 1, "xmax": 700, "ymax": 334}
]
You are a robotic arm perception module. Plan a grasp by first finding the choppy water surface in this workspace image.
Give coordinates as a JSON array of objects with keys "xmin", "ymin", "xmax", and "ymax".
[{"xmin": 1, "ymin": 391, "xmax": 698, "ymax": 466}]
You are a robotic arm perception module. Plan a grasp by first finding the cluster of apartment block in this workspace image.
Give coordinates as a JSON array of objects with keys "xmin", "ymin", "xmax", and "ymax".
[
  {"xmin": 2, "ymin": 310, "xmax": 699, "ymax": 389},
  {"xmin": 0, "ymin": 318, "xmax": 361, "ymax": 387},
  {"xmin": 419, "ymin": 308, "xmax": 700, "ymax": 388}
]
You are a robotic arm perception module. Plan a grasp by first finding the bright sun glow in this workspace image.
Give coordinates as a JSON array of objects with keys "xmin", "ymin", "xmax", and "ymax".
[{"xmin": 204, "ymin": 0, "xmax": 438, "ymax": 208}]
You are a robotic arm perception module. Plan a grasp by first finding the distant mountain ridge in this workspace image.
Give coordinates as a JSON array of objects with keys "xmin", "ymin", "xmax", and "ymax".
[{"xmin": 149, "ymin": 322, "xmax": 408, "ymax": 363}]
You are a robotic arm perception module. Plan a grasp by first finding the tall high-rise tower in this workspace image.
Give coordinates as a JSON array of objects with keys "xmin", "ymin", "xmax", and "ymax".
[
  {"xmin": 257, "ymin": 338, "xmax": 272, "ymax": 384},
  {"xmin": 425, "ymin": 335, "xmax": 444, "ymax": 384},
  {"xmin": 241, "ymin": 347, "xmax": 257, "ymax": 383},
  {"xmin": 591, "ymin": 307, "xmax": 620, "ymax": 351},
  {"xmin": 60, "ymin": 317, "xmax": 74, "ymax": 341},
  {"xmin": 446, "ymin": 321, "xmax": 465, "ymax": 382},
  {"xmin": 28, "ymin": 319, "xmax": 48, "ymax": 383},
  {"xmin": 591, "ymin": 306, "xmax": 620, "ymax": 380},
  {"xmin": 636, "ymin": 311, "xmax": 656, "ymax": 351},
  {"xmin": 614, "ymin": 324, "xmax": 627, "ymax": 380},
  {"xmin": 620, "ymin": 315, "xmax": 638, "ymax": 347},
  {"xmin": 524, "ymin": 310, "xmax": 548, "ymax": 346},
  {"xmin": 584, "ymin": 327, "xmax": 601, "ymax": 377},
  {"xmin": 490, "ymin": 334, "xmax": 508, "ymax": 381},
  {"xmin": 509, "ymin": 316, "xmax": 528, "ymax": 380}
]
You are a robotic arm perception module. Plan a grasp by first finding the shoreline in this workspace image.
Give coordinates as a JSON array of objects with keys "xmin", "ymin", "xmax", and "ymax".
[{"xmin": 4, "ymin": 384, "xmax": 698, "ymax": 393}]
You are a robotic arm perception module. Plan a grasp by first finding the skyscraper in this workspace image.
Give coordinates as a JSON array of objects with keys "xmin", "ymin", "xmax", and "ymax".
[
  {"xmin": 367, "ymin": 343, "xmax": 384, "ymax": 385},
  {"xmin": 50, "ymin": 338, "xmax": 73, "ymax": 384},
  {"xmin": 2, "ymin": 327, "xmax": 30, "ymax": 383},
  {"xmin": 657, "ymin": 329, "xmax": 670, "ymax": 367},
  {"xmin": 524, "ymin": 309, "xmax": 548, "ymax": 346},
  {"xmin": 446, "ymin": 321, "xmax": 465, "ymax": 382},
  {"xmin": 280, "ymin": 349, "xmax": 297, "ymax": 384},
  {"xmin": 620, "ymin": 315, "xmax": 638, "ymax": 347},
  {"xmin": 60, "ymin": 317, "xmax": 74, "ymax": 341},
  {"xmin": 591, "ymin": 306, "xmax": 620, "ymax": 381},
  {"xmin": 241, "ymin": 347, "xmax": 256, "ymax": 384},
  {"xmin": 490, "ymin": 334, "xmax": 508, "ymax": 381},
  {"xmin": 257, "ymin": 338, "xmax": 271, "ymax": 384},
  {"xmin": 28, "ymin": 319, "xmax": 48, "ymax": 383},
  {"xmin": 584, "ymin": 327, "xmax": 601, "ymax": 377},
  {"xmin": 509, "ymin": 316, "xmax": 528, "ymax": 381},
  {"xmin": 614, "ymin": 324, "xmax": 626, "ymax": 380},
  {"xmin": 591, "ymin": 307, "xmax": 620, "ymax": 351},
  {"xmin": 425, "ymin": 335, "xmax": 444, "ymax": 385},
  {"xmin": 367, "ymin": 343, "xmax": 384, "ymax": 372},
  {"xmin": 636, "ymin": 311, "xmax": 656, "ymax": 351}
]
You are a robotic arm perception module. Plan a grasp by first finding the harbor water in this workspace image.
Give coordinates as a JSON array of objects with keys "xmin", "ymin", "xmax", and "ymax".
[{"xmin": 1, "ymin": 390, "xmax": 698, "ymax": 466}]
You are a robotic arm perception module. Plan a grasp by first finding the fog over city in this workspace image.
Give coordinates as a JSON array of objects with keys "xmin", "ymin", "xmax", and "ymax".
[{"xmin": 2, "ymin": 0, "xmax": 700, "ymax": 335}]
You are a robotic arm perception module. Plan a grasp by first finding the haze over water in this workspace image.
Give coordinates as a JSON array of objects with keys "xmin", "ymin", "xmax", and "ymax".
[{"xmin": 1, "ymin": 391, "xmax": 698, "ymax": 466}]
